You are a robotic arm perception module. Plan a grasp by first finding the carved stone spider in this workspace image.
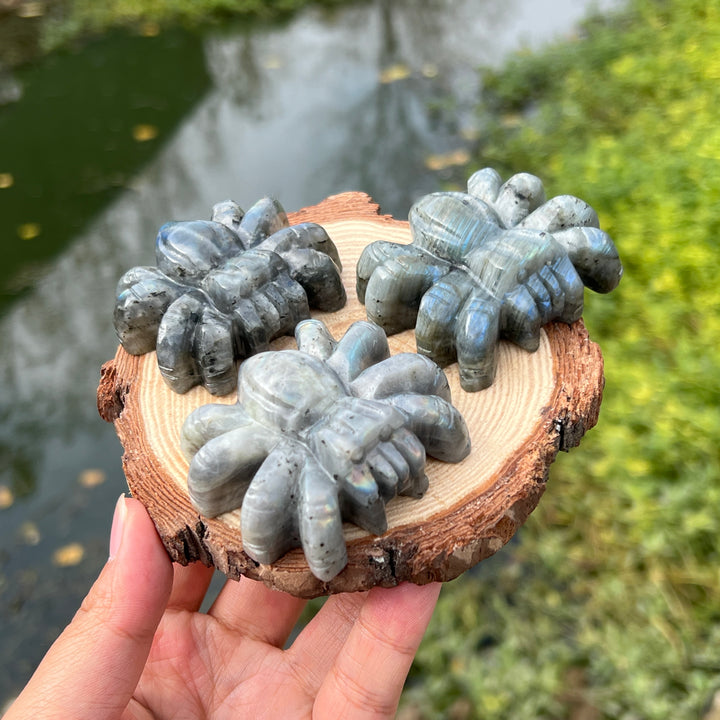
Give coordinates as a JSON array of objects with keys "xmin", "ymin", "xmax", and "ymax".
[
  {"xmin": 181, "ymin": 318, "xmax": 471, "ymax": 582},
  {"xmin": 114, "ymin": 197, "xmax": 346, "ymax": 395},
  {"xmin": 357, "ymin": 168, "xmax": 623, "ymax": 392}
]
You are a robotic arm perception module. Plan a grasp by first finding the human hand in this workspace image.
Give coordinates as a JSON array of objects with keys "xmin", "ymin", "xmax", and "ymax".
[{"xmin": 5, "ymin": 496, "xmax": 440, "ymax": 719}]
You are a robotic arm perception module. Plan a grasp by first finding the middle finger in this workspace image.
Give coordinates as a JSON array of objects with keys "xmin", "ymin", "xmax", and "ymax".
[{"xmin": 208, "ymin": 575, "xmax": 307, "ymax": 647}]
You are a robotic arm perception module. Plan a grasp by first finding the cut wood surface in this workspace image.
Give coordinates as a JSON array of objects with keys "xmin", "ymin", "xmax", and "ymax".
[{"xmin": 97, "ymin": 192, "xmax": 605, "ymax": 598}]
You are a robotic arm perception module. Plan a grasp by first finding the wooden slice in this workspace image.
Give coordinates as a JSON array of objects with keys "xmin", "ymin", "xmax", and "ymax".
[{"xmin": 97, "ymin": 192, "xmax": 604, "ymax": 598}]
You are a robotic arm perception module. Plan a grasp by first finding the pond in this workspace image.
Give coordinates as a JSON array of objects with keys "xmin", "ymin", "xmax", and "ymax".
[{"xmin": 0, "ymin": 0, "xmax": 619, "ymax": 706}]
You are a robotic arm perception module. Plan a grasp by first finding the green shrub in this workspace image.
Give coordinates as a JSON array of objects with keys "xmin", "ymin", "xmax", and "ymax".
[{"xmin": 405, "ymin": 1, "xmax": 720, "ymax": 717}]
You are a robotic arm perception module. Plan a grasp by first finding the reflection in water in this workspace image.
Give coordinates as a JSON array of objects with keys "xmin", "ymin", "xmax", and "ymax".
[
  {"xmin": 0, "ymin": 0, "xmax": 619, "ymax": 702},
  {"xmin": 0, "ymin": 28, "xmax": 211, "ymax": 314}
]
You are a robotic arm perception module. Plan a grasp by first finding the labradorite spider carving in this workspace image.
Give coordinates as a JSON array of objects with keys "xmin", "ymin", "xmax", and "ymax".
[
  {"xmin": 114, "ymin": 197, "xmax": 346, "ymax": 395},
  {"xmin": 357, "ymin": 168, "xmax": 623, "ymax": 391},
  {"xmin": 181, "ymin": 319, "xmax": 471, "ymax": 582}
]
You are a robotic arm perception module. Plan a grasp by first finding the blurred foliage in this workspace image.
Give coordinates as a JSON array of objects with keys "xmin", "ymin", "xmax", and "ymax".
[
  {"xmin": 40, "ymin": 0, "xmax": 356, "ymax": 55},
  {"xmin": 0, "ymin": 0, "xmax": 359, "ymax": 67},
  {"xmin": 403, "ymin": 0, "xmax": 720, "ymax": 717},
  {"xmin": 0, "ymin": 4, "xmax": 46, "ymax": 68}
]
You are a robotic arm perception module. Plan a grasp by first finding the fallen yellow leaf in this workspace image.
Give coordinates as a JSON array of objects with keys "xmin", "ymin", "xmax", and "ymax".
[
  {"xmin": 0, "ymin": 485, "xmax": 13, "ymax": 510},
  {"xmin": 18, "ymin": 223, "xmax": 41, "ymax": 240},
  {"xmin": 424, "ymin": 148, "xmax": 471, "ymax": 171},
  {"xmin": 78, "ymin": 468, "xmax": 106, "ymax": 488},
  {"xmin": 132, "ymin": 124, "xmax": 159, "ymax": 142},
  {"xmin": 379, "ymin": 63, "xmax": 411, "ymax": 84},
  {"xmin": 0, "ymin": 173, "xmax": 13, "ymax": 189},
  {"xmin": 53, "ymin": 543, "xmax": 85, "ymax": 567}
]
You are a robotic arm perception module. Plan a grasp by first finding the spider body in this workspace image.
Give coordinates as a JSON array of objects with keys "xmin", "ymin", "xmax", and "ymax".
[
  {"xmin": 114, "ymin": 197, "xmax": 346, "ymax": 395},
  {"xmin": 181, "ymin": 319, "xmax": 471, "ymax": 582},
  {"xmin": 357, "ymin": 168, "xmax": 622, "ymax": 391}
]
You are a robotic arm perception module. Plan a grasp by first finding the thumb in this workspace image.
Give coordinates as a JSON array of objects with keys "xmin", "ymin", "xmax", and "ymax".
[{"xmin": 6, "ymin": 496, "xmax": 173, "ymax": 720}]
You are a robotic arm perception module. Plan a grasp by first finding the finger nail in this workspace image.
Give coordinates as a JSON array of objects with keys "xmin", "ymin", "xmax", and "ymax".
[{"xmin": 109, "ymin": 494, "xmax": 127, "ymax": 560}]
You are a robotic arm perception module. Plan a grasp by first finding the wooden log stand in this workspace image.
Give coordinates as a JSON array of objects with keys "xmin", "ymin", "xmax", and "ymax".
[{"xmin": 97, "ymin": 192, "xmax": 605, "ymax": 598}]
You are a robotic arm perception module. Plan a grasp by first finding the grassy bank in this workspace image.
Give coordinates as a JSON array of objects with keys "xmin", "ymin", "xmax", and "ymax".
[
  {"xmin": 0, "ymin": 0, "xmax": 355, "ymax": 66},
  {"xmin": 403, "ymin": 1, "xmax": 720, "ymax": 717},
  {"xmin": 40, "ymin": 0, "xmax": 351, "ymax": 50}
]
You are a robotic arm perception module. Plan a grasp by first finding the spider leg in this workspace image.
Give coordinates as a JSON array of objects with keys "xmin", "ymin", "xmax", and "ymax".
[
  {"xmin": 500, "ymin": 229, "xmax": 587, "ymax": 351},
  {"xmin": 388, "ymin": 427, "xmax": 428, "ymax": 498},
  {"xmin": 295, "ymin": 318, "xmax": 337, "ymax": 360},
  {"xmin": 501, "ymin": 283, "xmax": 545, "ymax": 352},
  {"xmin": 114, "ymin": 266, "xmax": 186, "ymax": 354},
  {"xmin": 256, "ymin": 222, "xmax": 342, "ymax": 271},
  {"xmin": 364, "ymin": 446, "xmax": 401, "ymax": 501},
  {"xmin": 181, "ymin": 403, "xmax": 255, "ymax": 460},
  {"xmin": 241, "ymin": 291, "xmax": 284, "ymax": 348},
  {"xmin": 415, "ymin": 269, "xmax": 475, "ymax": 368},
  {"xmin": 211, "ymin": 200, "xmax": 254, "ymax": 249},
  {"xmin": 356, "ymin": 240, "xmax": 420, "ymax": 303},
  {"xmin": 254, "ymin": 271, "xmax": 311, "ymax": 336},
  {"xmin": 326, "ymin": 320, "xmax": 390, "ymax": 384},
  {"xmin": 363, "ymin": 252, "xmax": 449, "ymax": 335},
  {"xmin": 238, "ymin": 196, "xmax": 289, "ymax": 247},
  {"xmin": 155, "ymin": 291, "xmax": 206, "ymax": 393},
  {"xmin": 518, "ymin": 194, "xmax": 599, "ymax": 234},
  {"xmin": 526, "ymin": 273, "xmax": 554, "ymax": 321},
  {"xmin": 511, "ymin": 264, "xmax": 567, "ymax": 340},
  {"xmin": 551, "ymin": 226, "xmax": 623, "ymax": 293},
  {"xmin": 211, "ymin": 200, "xmax": 246, "ymax": 238},
  {"xmin": 548, "ymin": 253, "xmax": 585, "ymax": 323},
  {"xmin": 492, "ymin": 172, "xmax": 546, "ymax": 228},
  {"xmin": 385, "ymin": 393, "xmax": 471, "ymax": 463},
  {"xmin": 340, "ymin": 464, "xmax": 388, "ymax": 534},
  {"xmin": 253, "ymin": 222, "xmax": 345, "ymax": 311},
  {"xmin": 374, "ymin": 442, "xmax": 409, "ymax": 496},
  {"xmin": 363, "ymin": 430, "xmax": 429, "ymax": 500},
  {"xmin": 467, "ymin": 167, "xmax": 502, "ymax": 203},
  {"xmin": 298, "ymin": 454, "xmax": 347, "ymax": 582},
  {"xmin": 230, "ymin": 297, "xmax": 271, "ymax": 356},
  {"xmin": 350, "ymin": 352, "xmax": 451, "ymax": 402},
  {"xmin": 225, "ymin": 272, "xmax": 311, "ymax": 356},
  {"xmin": 154, "ymin": 290, "xmax": 238, "ymax": 395},
  {"xmin": 537, "ymin": 263, "xmax": 566, "ymax": 317},
  {"xmin": 279, "ymin": 246, "xmax": 347, "ymax": 311},
  {"xmin": 193, "ymin": 302, "xmax": 237, "ymax": 395},
  {"xmin": 455, "ymin": 292, "xmax": 502, "ymax": 392},
  {"xmin": 240, "ymin": 441, "xmax": 303, "ymax": 566},
  {"xmin": 186, "ymin": 421, "xmax": 280, "ymax": 518}
]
